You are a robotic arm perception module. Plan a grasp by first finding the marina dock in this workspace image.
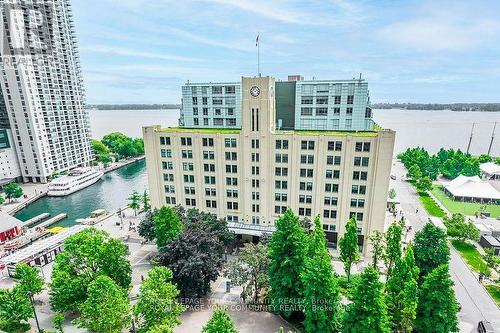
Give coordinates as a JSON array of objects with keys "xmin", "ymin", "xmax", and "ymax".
[{"xmin": 23, "ymin": 213, "xmax": 51, "ymax": 228}]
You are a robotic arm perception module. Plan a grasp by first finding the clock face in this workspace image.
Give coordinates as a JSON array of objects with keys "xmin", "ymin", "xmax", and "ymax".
[{"xmin": 250, "ymin": 86, "xmax": 260, "ymax": 97}]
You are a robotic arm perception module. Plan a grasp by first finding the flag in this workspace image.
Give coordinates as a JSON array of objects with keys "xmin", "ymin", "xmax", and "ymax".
[{"xmin": 256, "ymin": 33, "xmax": 259, "ymax": 47}]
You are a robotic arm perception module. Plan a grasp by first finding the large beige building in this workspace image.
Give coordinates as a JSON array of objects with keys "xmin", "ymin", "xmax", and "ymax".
[{"xmin": 143, "ymin": 76, "xmax": 395, "ymax": 254}]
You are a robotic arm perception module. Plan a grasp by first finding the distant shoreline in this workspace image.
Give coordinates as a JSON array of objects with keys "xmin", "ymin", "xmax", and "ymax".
[
  {"xmin": 86, "ymin": 104, "xmax": 180, "ymax": 111},
  {"xmin": 372, "ymin": 103, "xmax": 500, "ymax": 112}
]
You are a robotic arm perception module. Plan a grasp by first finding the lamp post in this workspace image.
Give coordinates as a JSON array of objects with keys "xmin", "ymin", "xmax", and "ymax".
[{"xmin": 28, "ymin": 292, "xmax": 41, "ymax": 333}]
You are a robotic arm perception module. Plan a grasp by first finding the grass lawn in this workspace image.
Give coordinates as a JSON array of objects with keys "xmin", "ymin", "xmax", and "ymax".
[
  {"xmin": 451, "ymin": 240, "xmax": 487, "ymax": 273},
  {"xmin": 418, "ymin": 191, "xmax": 446, "ymax": 217},
  {"xmin": 431, "ymin": 185, "xmax": 500, "ymax": 218},
  {"xmin": 484, "ymin": 284, "xmax": 500, "ymax": 306}
]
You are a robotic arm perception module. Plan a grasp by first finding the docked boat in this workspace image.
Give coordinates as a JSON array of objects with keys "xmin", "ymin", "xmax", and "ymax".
[
  {"xmin": 76, "ymin": 209, "xmax": 108, "ymax": 225},
  {"xmin": 47, "ymin": 168, "xmax": 103, "ymax": 196}
]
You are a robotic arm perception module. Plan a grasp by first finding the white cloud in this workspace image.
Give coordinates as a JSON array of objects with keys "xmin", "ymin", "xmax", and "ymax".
[
  {"xmin": 379, "ymin": 17, "xmax": 500, "ymax": 51},
  {"xmin": 82, "ymin": 45, "xmax": 202, "ymax": 62}
]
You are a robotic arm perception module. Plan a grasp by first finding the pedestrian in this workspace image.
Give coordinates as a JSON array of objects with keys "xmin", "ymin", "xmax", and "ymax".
[
  {"xmin": 141, "ymin": 275, "xmax": 144, "ymax": 282},
  {"xmin": 416, "ymin": 208, "xmax": 419, "ymax": 214}
]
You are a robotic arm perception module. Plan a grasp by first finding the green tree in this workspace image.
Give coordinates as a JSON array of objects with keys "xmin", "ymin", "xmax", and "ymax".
[
  {"xmin": 385, "ymin": 222, "xmax": 403, "ymax": 279},
  {"xmin": 339, "ymin": 216, "xmax": 360, "ymax": 282},
  {"xmin": 134, "ymin": 267, "xmax": 183, "ymax": 332},
  {"xmin": 74, "ymin": 275, "xmax": 131, "ymax": 333},
  {"xmin": 53, "ymin": 313, "xmax": 65, "ymax": 333},
  {"xmin": 343, "ymin": 267, "xmax": 390, "ymax": 333},
  {"xmin": 388, "ymin": 188, "xmax": 397, "ymax": 199},
  {"xmin": 202, "ymin": 307, "xmax": 239, "ymax": 333},
  {"xmin": 408, "ymin": 164, "xmax": 422, "ymax": 181},
  {"xmin": 148, "ymin": 322, "xmax": 174, "ymax": 333},
  {"xmin": 225, "ymin": 243, "xmax": 270, "ymax": 303},
  {"xmin": 92, "ymin": 139, "xmax": 112, "ymax": 164},
  {"xmin": 142, "ymin": 190, "xmax": 150, "ymax": 212},
  {"xmin": 0, "ymin": 286, "xmax": 33, "ymax": 332},
  {"xmin": 444, "ymin": 213, "xmax": 480, "ymax": 242},
  {"xmin": 416, "ymin": 265, "xmax": 458, "ymax": 333},
  {"xmin": 3, "ymin": 182, "xmax": 23, "ymax": 202},
  {"xmin": 386, "ymin": 244, "xmax": 419, "ymax": 332},
  {"xmin": 268, "ymin": 208, "xmax": 307, "ymax": 317},
  {"xmin": 128, "ymin": 191, "xmax": 141, "ymax": 216},
  {"xmin": 138, "ymin": 209, "xmax": 157, "ymax": 242},
  {"xmin": 154, "ymin": 206, "xmax": 183, "ymax": 248},
  {"xmin": 14, "ymin": 263, "xmax": 44, "ymax": 296},
  {"xmin": 416, "ymin": 176, "xmax": 433, "ymax": 192},
  {"xmin": 483, "ymin": 249, "xmax": 500, "ymax": 272},
  {"xmin": 413, "ymin": 223, "xmax": 450, "ymax": 278},
  {"xmin": 478, "ymin": 154, "xmax": 492, "ymax": 163},
  {"xmin": 49, "ymin": 228, "xmax": 132, "ymax": 312},
  {"xmin": 300, "ymin": 216, "xmax": 341, "ymax": 333},
  {"xmin": 0, "ymin": 195, "xmax": 5, "ymax": 208},
  {"xmin": 368, "ymin": 230, "xmax": 386, "ymax": 269}
]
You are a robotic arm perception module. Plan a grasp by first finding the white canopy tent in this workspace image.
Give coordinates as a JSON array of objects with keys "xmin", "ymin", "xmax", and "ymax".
[
  {"xmin": 480, "ymin": 162, "xmax": 500, "ymax": 180},
  {"xmin": 443, "ymin": 175, "xmax": 500, "ymax": 203}
]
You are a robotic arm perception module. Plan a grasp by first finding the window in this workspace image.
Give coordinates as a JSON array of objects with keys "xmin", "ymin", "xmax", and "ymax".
[
  {"xmin": 162, "ymin": 161, "xmax": 173, "ymax": 170},
  {"xmin": 316, "ymin": 107, "xmax": 328, "ymax": 116},
  {"xmin": 301, "ymin": 107, "xmax": 313, "ymax": 116},
  {"xmin": 182, "ymin": 162, "xmax": 194, "ymax": 171},
  {"xmin": 252, "ymin": 192, "xmax": 260, "ymax": 200},
  {"xmin": 204, "ymin": 176, "xmax": 216, "ymax": 184},
  {"xmin": 275, "ymin": 153, "xmax": 289, "ymax": 163},
  {"xmin": 164, "ymin": 185, "xmax": 175, "ymax": 193},
  {"xmin": 181, "ymin": 150, "xmax": 193, "ymax": 159},
  {"xmin": 324, "ymin": 197, "xmax": 338, "ymax": 206},
  {"xmin": 192, "ymin": 97, "xmax": 198, "ymax": 105},
  {"xmin": 275, "ymin": 206, "xmax": 287, "ymax": 214},
  {"xmin": 184, "ymin": 187, "xmax": 195, "ymax": 195},
  {"xmin": 184, "ymin": 175, "xmax": 195, "ymax": 183},
  {"xmin": 333, "ymin": 107, "xmax": 340, "ymax": 115},
  {"xmin": 191, "ymin": 86, "xmax": 197, "ymax": 94},
  {"xmin": 212, "ymin": 86, "xmax": 222, "ymax": 94},
  {"xmin": 301, "ymin": 96, "xmax": 313, "ymax": 104},
  {"xmin": 334, "ymin": 96, "xmax": 341, "ymax": 104},
  {"xmin": 194, "ymin": 118, "xmax": 199, "ymax": 126},
  {"xmin": 301, "ymin": 140, "xmax": 315, "ymax": 150},
  {"xmin": 213, "ymin": 118, "xmax": 223, "ymax": 126},
  {"xmin": 251, "ymin": 139, "xmax": 259, "ymax": 149},
  {"xmin": 205, "ymin": 188, "xmax": 217, "ymax": 196},
  {"xmin": 227, "ymin": 202, "xmax": 239, "ymax": 210},
  {"xmin": 275, "ymin": 167, "xmax": 288, "ymax": 176},
  {"xmin": 227, "ymin": 189, "xmax": 239, "ymax": 198},
  {"xmin": 300, "ymin": 154, "xmax": 314, "ymax": 164},
  {"xmin": 300, "ymin": 168, "xmax": 313, "ymax": 178},
  {"xmin": 351, "ymin": 185, "xmax": 367, "ymax": 194},
  {"xmin": 202, "ymin": 138, "xmax": 214, "ymax": 147},
  {"xmin": 355, "ymin": 142, "xmax": 371, "ymax": 152},
  {"xmin": 252, "ymin": 166, "xmax": 260, "ymax": 175},
  {"xmin": 276, "ymin": 139, "xmax": 289, "ymax": 149},
  {"xmin": 165, "ymin": 197, "xmax": 176, "ymax": 205},
  {"xmin": 323, "ymin": 210, "xmax": 337, "ymax": 219},
  {"xmin": 212, "ymin": 98, "xmax": 223, "ymax": 105},
  {"xmin": 203, "ymin": 151, "xmax": 215, "ymax": 160},
  {"xmin": 275, "ymin": 180, "xmax": 288, "ymax": 189},
  {"xmin": 206, "ymin": 200, "xmax": 217, "ymax": 208},
  {"xmin": 316, "ymin": 97, "xmax": 328, "ymax": 104},
  {"xmin": 362, "ymin": 157, "xmax": 369, "ymax": 166},
  {"xmin": 346, "ymin": 107, "xmax": 353, "ymax": 115},
  {"xmin": 347, "ymin": 95, "xmax": 354, "ymax": 104},
  {"xmin": 252, "ymin": 179, "xmax": 260, "ymax": 188},
  {"xmin": 226, "ymin": 177, "xmax": 238, "ymax": 186},
  {"xmin": 325, "ymin": 183, "xmax": 339, "ymax": 193},
  {"xmin": 274, "ymin": 193, "xmax": 288, "ymax": 202},
  {"xmin": 354, "ymin": 157, "xmax": 361, "ymax": 166},
  {"xmin": 163, "ymin": 173, "xmax": 174, "ymax": 181},
  {"xmin": 299, "ymin": 195, "xmax": 312, "ymax": 204},
  {"xmin": 203, "ymin": 118, "xmax": 209, "ymax": 126},
  {"xmin": 226, "ymin": 118, "xmax": 236, "ymax": 126},
  {"xmin": 203, "ymin": 107, "xmax": 209, "ymax": 115},
  {"xmin": 252, "ymin": 153, "xmax": 260, "ymax": 162},
  {"xmin": 299, "ymin": 182, "xmax": 313, "ymax": 191},
  {"xmin": 204, "ymin": 164, "xmax": 215, "ymax": 172},
  {"xmin": 363, "ymin": 142, "xmax": 371, "ymax": 152},
  {"xmin": 225, "ymin": 138, "xmax": 237, "ymax": 148},
  {"xmin": 225, "ymin": 165, "xmax": 238, "ymax": 173},
  {"xmin": 202, "ymin": 97, "xmax": 208, "ymax": 105},
  {"xmin": 227, "ymin": 108, "xmax": 234, "ymax": 116},
  {"xmin": 160, "ymin": 149, "xmax": 172, "ymax": 158},
  {"xmin": 225, "ymin": 85, "xmax": 235, "ymax": 94},
  {"xmin": 160, "ymin": 137, "xmax": 171, "ymax": 145},
  {"xmin": 180, "ymin": 137, "xmax": 192, "ymax": 146},
  {"xmin": 225, "ymin": 152, "xmax": 237, "ymax": 161},
  {"xmin": 365, "ymin": 108, "xmax": 372, "ymax": 118}
]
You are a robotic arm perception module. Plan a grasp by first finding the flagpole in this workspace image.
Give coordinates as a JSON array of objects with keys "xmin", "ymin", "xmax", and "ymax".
[{"xmin": 257, "ymin": 32, "xmax": 260, "ymax": 77}]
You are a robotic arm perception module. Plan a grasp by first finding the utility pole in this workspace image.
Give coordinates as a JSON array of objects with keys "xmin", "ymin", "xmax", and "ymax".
[
  {"xmin": 466, "ymin": 122, "xmax": 475, "ymax": 154},
  {"xmin": 29, "ymin": 292, "xmax": 41, "ymax": 333},
  {"xmin": 487, "ymin": 122, "xmax": 497, "ymax": 155}
]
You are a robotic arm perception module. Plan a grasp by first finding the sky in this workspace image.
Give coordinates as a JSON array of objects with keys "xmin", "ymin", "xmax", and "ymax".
[{"xmin": 71, "ymin": 0, "xmax": 500, "ymax": 104}]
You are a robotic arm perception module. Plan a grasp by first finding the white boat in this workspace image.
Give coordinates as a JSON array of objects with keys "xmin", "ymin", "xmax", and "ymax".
[
  {"xmin": 76, "ymin": 209, "xmax": 108, "ymax": 225},
  {"xmin": 47, "ymin": 168, "xmax": 103, "ymax": 196}
]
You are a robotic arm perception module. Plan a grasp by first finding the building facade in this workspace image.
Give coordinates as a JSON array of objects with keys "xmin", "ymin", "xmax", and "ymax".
[
  {"xmin": 144, "ymin": 76, "xmax": 395, "ymax": 254},
  {"xmin": 0, "ymin": 0, "xmax": 93, "ymax": 183},
  {"xmin": 0, "ymin": 128, "xmax": 22, "ymax": 185}
]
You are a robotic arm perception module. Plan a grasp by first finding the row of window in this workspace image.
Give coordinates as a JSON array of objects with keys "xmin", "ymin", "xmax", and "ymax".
[
  {"xmin": 193, "ymin": 107, "xmax": 235, "ymax": 116},
  {"xmin": 190, "ymin": 85, "xmax": 236, "ymax": 95},
  {"xmin": 192, "ymin": 97, "xmax": 236, "ymax": 105},
  {"xmin": 300, "ymin": 107, "xmax": 353, "ymax": 116},
  {"xmin": 301, "ymin": 95, "xmax": 354, "ymax": 105}
]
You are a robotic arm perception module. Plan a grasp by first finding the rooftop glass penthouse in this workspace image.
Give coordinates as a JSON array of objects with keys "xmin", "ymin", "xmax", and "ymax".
[{"xmin": 179, "ymin": 76, "xmax": 373, "ymax": 131}]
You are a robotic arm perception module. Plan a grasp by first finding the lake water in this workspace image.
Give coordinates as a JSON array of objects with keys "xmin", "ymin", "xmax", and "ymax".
[
  {"xmin": 89, "ymin": 108, "xmax": 500, "ymax": 156},
  {"xmin": 15, "ymin": 108, "xmax": 499, "ymax": 225}
]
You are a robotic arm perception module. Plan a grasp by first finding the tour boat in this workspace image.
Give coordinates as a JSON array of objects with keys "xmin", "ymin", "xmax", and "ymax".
[
  {"xmin": 47, "ymin": 168, "xmax": 103, "ymax": 196},
  {"xmin": 76, "ymin": 209, "xmax": 108, "ymax": 225}
]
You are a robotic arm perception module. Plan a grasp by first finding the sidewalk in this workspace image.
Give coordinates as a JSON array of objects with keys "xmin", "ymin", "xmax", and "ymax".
[{"xmin": 2, "ymin": 183, "xmax": 48, "ymax": 215}]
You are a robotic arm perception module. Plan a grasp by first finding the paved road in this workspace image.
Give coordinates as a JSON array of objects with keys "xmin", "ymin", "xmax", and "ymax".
[{"xmin": 390, "ymin": 161, "xmax": 500, "ymax": 332}]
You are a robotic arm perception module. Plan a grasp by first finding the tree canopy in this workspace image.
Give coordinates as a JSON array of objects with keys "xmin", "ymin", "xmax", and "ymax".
[
  {"xmin": 443, "ymin": 213, "xmax": 480, "ymax": 242},
  {"xmin": 416, "ymin": 265, "xmax": 459, "ymax": 333},
  {"xmin": 268, "ymin": 208, "xmax": 307, "ymax": 318},
  {"xmin": 101, "ymin": 132, "xmax": 144, "ymax": 159},
  {"xmin": 74, "ymin": 275, "xmax": 131, "ymax": 333},
  {"xmin": 3, "ymin": 182, "xmax": 23, "ymax": 202},
  {"xmin": 154, "ymin": 206, "xmax": 183, "ymax": 248},
  {"xmin": 339, "ymin": 216, "xmax": 360, "ymax": 282},
  {"xmin": 202, "ymin": 307, "xmax": 239, "ymax": 333},
  {"xmin": 49, "ymin": 228, "xmax": 131, "ymax": 312},
  {"xmin": 398, "ymin": 147, "xmax": 483, "ymax": 180},
  {"xmin": 134, "ymin": 267, "xmax": 183, "ymax": 332},
  {"xmin": 413, "ymin": 223, "xmax": 450, "ymax": 279}
]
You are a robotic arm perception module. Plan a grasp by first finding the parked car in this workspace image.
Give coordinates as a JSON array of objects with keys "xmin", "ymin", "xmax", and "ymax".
[
  {"xmin": 477, "ymin": 321, "xmax": 495, "ymax": 333},
  {"xmin": 390, "ymin": 175, "xmax": 396, "ymax": 180}
]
